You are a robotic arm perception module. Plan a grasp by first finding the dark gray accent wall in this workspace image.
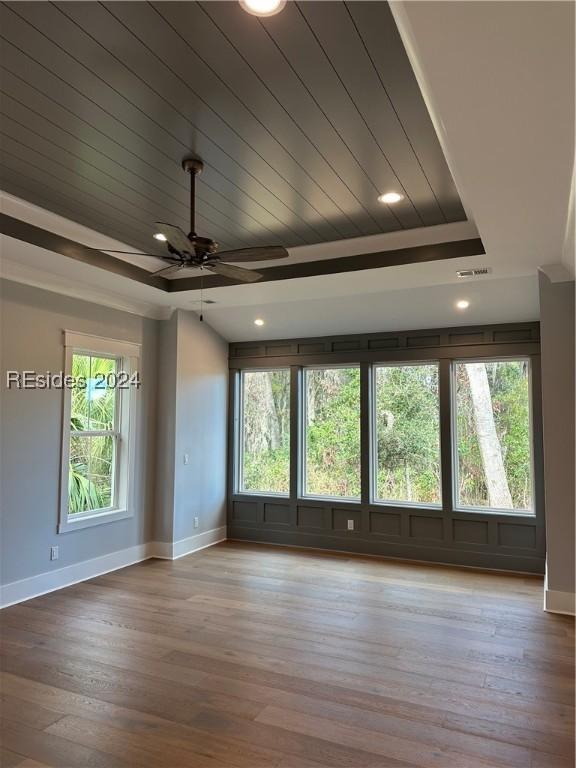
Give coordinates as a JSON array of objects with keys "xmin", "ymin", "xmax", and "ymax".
[{"xmin": 228, "ymin": 322, "xmax": 545, "ymax": 573}]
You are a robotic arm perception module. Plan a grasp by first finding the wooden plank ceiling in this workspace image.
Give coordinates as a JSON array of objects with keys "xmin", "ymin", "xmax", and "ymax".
[{"xmin": 0, "ymin": 1, "xmax": 466, "ymax": 258}]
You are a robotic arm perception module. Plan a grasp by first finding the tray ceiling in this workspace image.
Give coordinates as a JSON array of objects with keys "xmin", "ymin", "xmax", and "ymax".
[{"xmin": 0, "ymin": 1, "xmax": 466, "ymax": 258}]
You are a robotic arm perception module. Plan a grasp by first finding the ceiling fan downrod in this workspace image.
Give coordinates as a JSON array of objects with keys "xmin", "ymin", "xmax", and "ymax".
[{"xmin": 182, "ymin": 157, "xmax": 204, "ymax": 237}]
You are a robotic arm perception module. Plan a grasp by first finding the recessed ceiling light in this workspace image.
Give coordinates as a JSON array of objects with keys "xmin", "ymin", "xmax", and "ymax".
[
  {"xmin": 254, "ymin": 318, "xmax": 265, "ymax": 326},
  {"xmin": 239, "ymin": 0, "xmax": 286, "ymax": 17},
  {"xmin": 456, "ymin": 300, "xmax": 470, "ymax": 310},
  {"xmin": 378, "ymin": 192, "xmax": 404, "ymax": 205},
  {"xmin": 153, "ymin": 232, "xmax": 167, "ymax": 242}
]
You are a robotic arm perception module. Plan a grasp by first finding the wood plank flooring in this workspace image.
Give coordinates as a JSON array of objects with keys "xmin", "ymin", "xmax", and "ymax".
[{"xmin": 1, "ymin": 541, "xmax": 574, "ymax": 768}]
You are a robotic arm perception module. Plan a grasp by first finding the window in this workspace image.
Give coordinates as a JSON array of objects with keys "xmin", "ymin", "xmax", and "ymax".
[
  {"xmin": 69, "ymin": 352, "xmax": 118, "ymax": 514},
  {"xmin": 233, "ymin": 349, "xmax": 538, "ymax": 520},
  {"xmin": 373, "ymin": 363, "xmax": 441, "ymax": 506},
  {"xmin": 239, "ymin": 369, "xmax": 290, "ymax": 495},
  {"xmin": 304, "ymin": 366, "xmax": 360, "ymax": 499},
  {"xmin": 454, "ymin": 359, "xmax": 534, "ymax": 513},
  {"xmin": 59, "ymin": 332, "xmax": 140, "ymax": 532}
]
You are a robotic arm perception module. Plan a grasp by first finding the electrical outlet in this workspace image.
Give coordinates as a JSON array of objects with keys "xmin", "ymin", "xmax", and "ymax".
[
  {"xmin": 194, "ymin": 517, "xmax": 199, "ymax": 529},
  {"xmin": 50, "ymin": 546, "xmax": 59, "ymax": 561},
  {"xmin": 347, "ymin": 519, "xmax": 354, "ymax": 531},
  {"xmin": 183, "ymin": 453, "xmax": 189, "ymax": 465}
]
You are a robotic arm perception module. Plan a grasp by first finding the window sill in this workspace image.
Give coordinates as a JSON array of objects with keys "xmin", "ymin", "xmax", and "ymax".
[
  {"xmin": 453, "ymin": 505, "xmax": 536, "ymax": 519},
  {"xmin": 300, "ymin": 494, "xmax": 361, "ymax": 504},
  {"xmin": 235, "ymin": 490, "xmax": 290, "ymax": 499},
  {"xmin": 371, "ymin": 499, "xmax": 442, "ymax": 511},
  {"xmin": 58, "ymin": 507, "xmax": 133, "ymax": 534}
]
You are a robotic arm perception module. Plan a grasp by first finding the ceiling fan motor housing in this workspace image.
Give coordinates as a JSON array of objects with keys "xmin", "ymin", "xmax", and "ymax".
[
  {"xmin": 182, "ymin": 158, "xmax": 204, "ymax": 176},
  {"xmin": 189, "ymin": 235, "xmax": 219, "ymax": 259}
]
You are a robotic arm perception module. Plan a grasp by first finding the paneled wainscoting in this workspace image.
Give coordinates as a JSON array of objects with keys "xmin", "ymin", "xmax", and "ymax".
[
  {"xmin": 230, "ymin": 498, "xmax": 545, "ymax": 573},
  {"xmin": 1, "ymin": 541, "xmax": 573, "ymax": 768}
]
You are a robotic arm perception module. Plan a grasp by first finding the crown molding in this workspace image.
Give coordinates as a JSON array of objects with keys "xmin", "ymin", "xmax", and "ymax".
[{"xmin": 0, "ymin": 257, "xmax": 172, "ymax": 320}]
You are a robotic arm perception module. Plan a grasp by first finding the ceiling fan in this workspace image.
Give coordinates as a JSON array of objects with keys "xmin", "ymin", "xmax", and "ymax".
[{"xmin": 98, "ymin": 157, "xmax": 289, "ymax": 282}]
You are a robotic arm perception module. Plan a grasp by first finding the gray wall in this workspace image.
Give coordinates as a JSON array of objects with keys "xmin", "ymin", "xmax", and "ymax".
[
  {"xmin": 0, "ymin": 279, "xmax": 159, "ymax": 584},
  {"xmin": 154, "ymin": 312, "xmax": 177, "ymax": 544},
  {"xmin": 1, "ymin": 284, "xmax": 229, "ymax": 588},
  {"xmin": 538, "ymin": 273, "xmax": 575, "ymax": 597},
  {"xmin": 155, "ymin": 310, "xmax": 228, "ymax": 544}
]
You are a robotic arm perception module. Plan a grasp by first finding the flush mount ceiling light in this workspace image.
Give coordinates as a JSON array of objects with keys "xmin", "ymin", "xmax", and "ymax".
[
  {"xmin": 153, "ymin": 232, "xmax": 167, "ymax": 242},
  {"xmin": 378, "ymin": 192, "xmax": 404, "ymax": 205},
  {"xmin": 239, "ymin": 0, "xmax": 286, "ymax": 17},
  {"xmin": 456, "ymin": 299, "xmax": 470, "ymax": 310},
  {"xmin": 254, "ymin": 318, "xmax": 265, "ymax": 326}
]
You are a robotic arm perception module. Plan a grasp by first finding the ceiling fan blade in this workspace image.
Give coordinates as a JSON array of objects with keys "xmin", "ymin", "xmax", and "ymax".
[
  {"xmin": 154, "ymin": 222, "xmax": 194, "ymax": 254},
  {"xmin": 152, "ymin": 263, "xmax": 185, "ymax": 277},
  {"xmin": 89, "ymin": 248, "xmax": 164, "ymax": 257},
  {"xmin": 207, "ymin": 262, "xmax": 262, "ymax": 283},
  {"xmin": 217, "ymin": 245, "xmax": 289, "ymax": 263}
]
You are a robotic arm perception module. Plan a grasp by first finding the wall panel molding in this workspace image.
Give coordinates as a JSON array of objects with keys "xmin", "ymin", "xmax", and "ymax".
[
  {"xmin": 230, "ymin": 322, "xmax": 540, "ymax": 368},
  {"xmin": 228, "ymin": 527, "xmax": 545, "ymax": 574}
]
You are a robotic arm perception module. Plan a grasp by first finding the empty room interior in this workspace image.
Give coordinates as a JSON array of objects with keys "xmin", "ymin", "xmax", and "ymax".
[{"xmin": 0, "ymin": 1, "xmax": 575, "ymax": 767}]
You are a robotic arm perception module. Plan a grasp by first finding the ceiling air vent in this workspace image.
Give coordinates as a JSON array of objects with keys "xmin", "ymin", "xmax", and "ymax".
[{"xmin": 456, "ymin": 267, "xmax": 492, "ymax": 278}]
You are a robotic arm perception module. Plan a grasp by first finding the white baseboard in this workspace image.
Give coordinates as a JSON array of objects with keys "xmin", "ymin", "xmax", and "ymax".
[
  {"xmin": 150, "ymin": 526, "xmax": 227, "ymax": 560},
  {"xmin": 0, "ymin": 542, "xmax": 152, "ymax": 609},
  {"xmin": 544, "ymin": 588, "xmax": 576, "ymax": 616},
  {"xmin": 0, "ymin": 527, "xmax": 227, "ymax": 609},
  {"xmin": 150, "ymin": 540, "xmax": 173, "ymax": 560}
]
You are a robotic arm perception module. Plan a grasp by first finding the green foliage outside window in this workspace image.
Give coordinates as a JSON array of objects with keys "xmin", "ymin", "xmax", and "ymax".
[
  {"xmin": 375, "ymin": 365, "xmax": 441, "ymax": 504},
  {"xmin": 456, "ymin": 360, "xmax": 532, "ymax": 510},
  {"xmin": 241, "ymin": 369, "xmax": 290, "ymax": 494},
  {"xmin": 68, "ymin": 354, "xmax": 117, "ymax": 514},
  {"xmin": 305, "ymin": 368, "xmax": 361, "ymax": 498},
  {"xmin": 237, "ymin": 359, "xmax": 533, "ymax": 513}
]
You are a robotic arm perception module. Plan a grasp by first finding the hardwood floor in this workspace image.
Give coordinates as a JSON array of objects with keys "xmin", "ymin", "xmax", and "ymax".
[{"xmin": 1, "ymin": 541, "xmax": 574, "ymax": 768}]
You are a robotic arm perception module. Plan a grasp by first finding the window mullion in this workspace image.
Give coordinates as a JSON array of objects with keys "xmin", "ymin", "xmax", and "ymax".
[
  {"xmin": 439, "ymin": 358, "xmax": 455, "ymax": 517},
  {"xmin": 360, "ymin": 362, "xmax": 372, "ymax": 506},
  {"xmin": 238, "ymin": 371, "xmax": 246, "ymax": 493},
  {"xmin": 289, "ymin": 365, "xmax": 300, "ymax": 504}
]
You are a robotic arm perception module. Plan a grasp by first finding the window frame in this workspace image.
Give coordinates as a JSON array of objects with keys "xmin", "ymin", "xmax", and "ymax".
[
  {"xmin": 302, "ymin": 363, "xmax": 362, "ymax": 503},
  {"xmin": 371, "ymin": 360, "xmax": 442, "ymax": 509},
  {"xmin": 67, "ymin": 350, "xmax": 121, "ymax": 519},
  {"xmin": 451, "ymin": 355, "xmax": 536, "ymax": 517},
  {"xmin": 230, "ymin": 348, "xmax": 540, "ymax": 525},
  {"xmin": 58, "ymin": 331, "xmax": 140, "ymax": 533},
  {"xmin": 236, "ymin": 367, "xmax": 291, "ymax": 498}
]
